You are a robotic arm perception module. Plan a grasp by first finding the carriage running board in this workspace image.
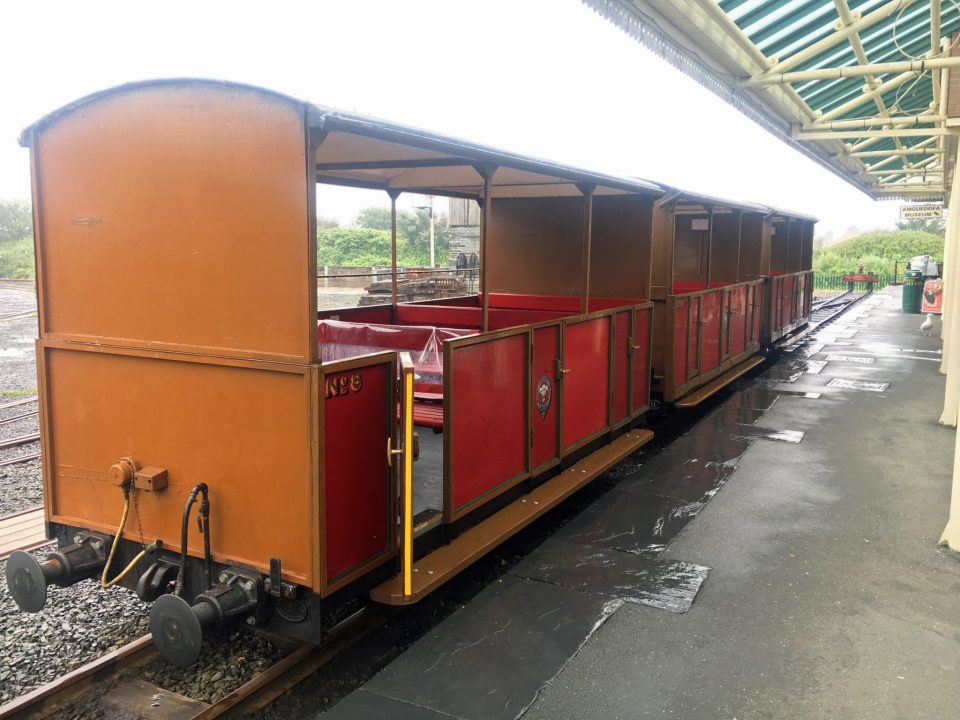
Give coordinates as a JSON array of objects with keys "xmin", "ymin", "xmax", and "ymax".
[
  {"xmin": 673, "ymin": 356, "xmax": 766, "ymax": 409},
  {"xmin": 369, "ymin": 429, "xmax": 654, "ymax": 606}
]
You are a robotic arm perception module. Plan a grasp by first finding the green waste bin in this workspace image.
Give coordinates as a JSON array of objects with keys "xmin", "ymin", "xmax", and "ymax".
[{"xmin": 902, "ymin": 268, "xmax": 924, "ymax": 313}]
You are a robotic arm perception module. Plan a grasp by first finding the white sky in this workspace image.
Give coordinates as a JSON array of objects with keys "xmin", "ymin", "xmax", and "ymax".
[{"xmin": 0, "ymin": 0, "xmax": 905, "ymax": 238}]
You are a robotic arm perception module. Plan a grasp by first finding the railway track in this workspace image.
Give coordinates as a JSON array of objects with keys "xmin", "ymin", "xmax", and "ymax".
[
  {"xmin": 0, "ymin": 453, "xmax": 40, "ymax": 468},
  {"xmin": 0, "ymin": 397, "xmax": 37, "ymax": 412},
  {"xmin": 0, "ymin": 606, "xmax": 382, "ymax": 720},
  {"xmin": 810, "ymin": 290, "xmax": 868, "ymax": 327}
]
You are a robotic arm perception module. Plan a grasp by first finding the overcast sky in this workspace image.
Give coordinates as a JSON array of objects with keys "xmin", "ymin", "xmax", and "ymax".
[{"xmin": 1, "ymin": 0, "xmax": 906, "ymax": 238}]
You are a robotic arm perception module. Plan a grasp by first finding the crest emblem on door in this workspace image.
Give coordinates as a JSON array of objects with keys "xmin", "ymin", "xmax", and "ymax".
[{"xmin": 536, "ymin": 375, "xmax": 553, "ymax": 419}]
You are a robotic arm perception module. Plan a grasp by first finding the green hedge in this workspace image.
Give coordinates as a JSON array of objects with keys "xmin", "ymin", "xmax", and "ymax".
[{"xmin": 0, "ymin": 237, "xmax": 35, "ymax": 279}]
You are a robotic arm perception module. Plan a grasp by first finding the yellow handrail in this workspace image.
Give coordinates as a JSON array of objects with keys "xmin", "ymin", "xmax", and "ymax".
[{"xmin": 398, "ymin": 352, "xmax": 415, "ymax": 598}]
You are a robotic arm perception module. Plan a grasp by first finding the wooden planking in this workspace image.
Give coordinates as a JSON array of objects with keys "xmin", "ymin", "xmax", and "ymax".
[
  {"xmin": 673, "ymin": 356, "xmax": 766, "ymax": 409},
  {"xmin": 370, "ymin": 429, "xmax": 654, "ymax": 605},
  {"xmin": 0, "ymin": 507, "xmax": 48, "ymax": 559}
]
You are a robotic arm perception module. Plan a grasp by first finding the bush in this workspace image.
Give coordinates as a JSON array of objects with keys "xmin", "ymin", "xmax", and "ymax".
[
  {"xmin": 316, "ymin": 227, "xmax": 426, "ymax": 267},
  {"xmin": 0, "ymin": 237, "xmax": 35, "ymax": 279},
  {"xmin": 813, "ymin": 230, "xmax": 943, "ymax": 276},
  {"xmin": 0, "ymin": 200, "xmax": 32, "ymax": 243}
]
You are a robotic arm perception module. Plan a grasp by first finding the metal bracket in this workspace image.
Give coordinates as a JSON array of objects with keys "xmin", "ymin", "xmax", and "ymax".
[{"xmin": 264, "ymin": 557, "xmax": 298, "ymax": 600}]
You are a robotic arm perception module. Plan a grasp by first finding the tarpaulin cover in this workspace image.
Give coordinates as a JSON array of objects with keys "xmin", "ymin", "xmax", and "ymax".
[{"xmin": 318, "ymin": 319, "xmax": 473, "ymax": 397}]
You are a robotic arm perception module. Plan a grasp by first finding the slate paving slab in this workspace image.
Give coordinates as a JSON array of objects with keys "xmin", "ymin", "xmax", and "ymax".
[
  {"xmin": 510, "ymin": 534, "xmax": 709, "ymax": 614},
  {"xmin": 552, "ymin": 489, "xmax": 698, "ymax": 558},
  {"xmin": 321, "ymin": 689, "xmax": 463, "ymax": 719},
  {"xmin": 322, "ymin": 576, "xmax": 618, "ymax": 720}
]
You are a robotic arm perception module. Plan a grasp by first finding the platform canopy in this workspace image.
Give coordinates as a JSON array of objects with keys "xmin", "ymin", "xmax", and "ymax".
[{"xmin": 584, "ymin": 0, "xmax": 960, "ymax": 200}]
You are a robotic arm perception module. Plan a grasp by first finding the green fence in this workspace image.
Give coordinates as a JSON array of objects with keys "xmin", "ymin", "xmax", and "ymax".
[{"xmin": 813, "ymin": 273, "xmax": 892, "ymax": 291}]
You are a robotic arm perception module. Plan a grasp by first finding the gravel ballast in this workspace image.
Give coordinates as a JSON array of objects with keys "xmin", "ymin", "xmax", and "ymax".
[
  {"xmin": 0, "ymin": 550, "xmax": 150, "ymax": 703},
  {"xmin": 0, "ymin": 458, "xmax": 41, "ymax": 517}
]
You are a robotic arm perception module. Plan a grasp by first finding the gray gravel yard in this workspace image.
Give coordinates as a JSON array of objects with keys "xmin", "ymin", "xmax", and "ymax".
[
  {"xmin": 0, "ymin": 284, "xmax": 154, "ymax": 705},
  {"xmin": 0, "ymin": 282, "xmax": 41, "ymax": 516},
  {"xmin": 0, "ymin": 549, "xmax": 150, "ymax": 703}
]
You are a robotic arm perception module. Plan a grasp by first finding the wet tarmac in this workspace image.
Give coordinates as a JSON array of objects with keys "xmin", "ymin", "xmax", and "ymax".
[{"xmin": 320, "ymin": 289, "xmax": 960, "ymax": 720}]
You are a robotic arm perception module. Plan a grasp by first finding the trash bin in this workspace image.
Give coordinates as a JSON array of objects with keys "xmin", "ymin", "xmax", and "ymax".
[{"xmin": 902, "ymin": 268, "xmax": 924, "ymax": 313}]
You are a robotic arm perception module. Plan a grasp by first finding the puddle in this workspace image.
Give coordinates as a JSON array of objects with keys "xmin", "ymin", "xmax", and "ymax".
[
  {"xmin": 806, "ymin": 360, "xmax": 827, "ymax": 374},
  {"xmin": 825, "ymin": 354, "xmax": 875, "ymax": 364},
  {"xmin": 825, "ymin": 378, "xmax": 889, "ymax": 392},
  {"xmin": 730, "ymin": 426, "xmax": 804, "ymax": 444}
]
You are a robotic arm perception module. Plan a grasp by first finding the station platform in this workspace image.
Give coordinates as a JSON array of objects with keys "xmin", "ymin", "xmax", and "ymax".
[{"xmin": 321, "ymin": 288, "xmax": 960, "ymax": 720}]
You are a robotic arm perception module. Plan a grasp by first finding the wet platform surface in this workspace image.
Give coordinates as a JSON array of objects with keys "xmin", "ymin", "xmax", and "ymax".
[{"xmin": 321, "ymin": 289, "xmax": 960, "ymax": 719}]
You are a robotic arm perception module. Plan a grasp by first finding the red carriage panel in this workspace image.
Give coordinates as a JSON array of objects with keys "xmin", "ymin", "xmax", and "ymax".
[
  {"xmin": 531, "ymin": 324, "xmax": 561, "ymax": 472},
  {"xmin": 632, "ymin": 306, "xmax": 651, "ymax": 414},
  {"xmin": 447, "ymin": 332, "xmax": 527, "ymax": 519},
  {"xmin": 612, "ymin": 311, "xmax": 631, "ymax": 424},
  {"xmin": 561, "ymin": 316, "xmax": 611, "ymax": 450},
  {"xmin": 700, "ymin": 292, "xmax": 722, "ymax": 374},
  {"xmin": 322, "ymin": 354, "xmax": 396, "ymax": 591}
]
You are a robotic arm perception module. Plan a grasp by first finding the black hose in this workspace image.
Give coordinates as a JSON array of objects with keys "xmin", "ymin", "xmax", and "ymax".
[
  {"xmin": 175, "ymin": 483, "xmax": 209, "ymax": 597},
  {"xmin": 199, "ymin": 490, "xmax": 212, "ymax": 592}
]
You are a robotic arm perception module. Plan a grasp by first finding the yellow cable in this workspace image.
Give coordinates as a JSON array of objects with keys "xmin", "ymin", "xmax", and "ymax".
[
  {"xmin": 100, "ymin": 489, "xmax": 145, "ymax": 589},
  {"xmin": 102, "ymin": 549, "xmax": 146, "ymax": 588}
]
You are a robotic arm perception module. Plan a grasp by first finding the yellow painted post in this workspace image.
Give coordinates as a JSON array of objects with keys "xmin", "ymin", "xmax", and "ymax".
[{"xmin": 400, "ymin": 353, "xmax": 415, "ymax": 597}]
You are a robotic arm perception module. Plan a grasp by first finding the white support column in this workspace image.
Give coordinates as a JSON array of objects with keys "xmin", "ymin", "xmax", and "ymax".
[
  {"xmin": 941, "ymin": 198, "xmax": 952, "ymax": 373},
  {"xmin": 938, "ymin": 145, "xmax": 960, "ymax": 426},
  {"xmin": 937, "ymin": 146, "xmax": 960, "ymax": 549}
]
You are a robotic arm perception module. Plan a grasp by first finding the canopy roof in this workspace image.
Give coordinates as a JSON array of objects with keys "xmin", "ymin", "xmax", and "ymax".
[
  {"xmin": 585, "ymin": 0, "xmax": 960, "ymax": 201},
  {"xmin": 19, "ymin": 78, "xmax": 662, "ymax": 202},
  {"xmin": 20, "ymin": 78, "xmax": 816, "ymax": 218}
]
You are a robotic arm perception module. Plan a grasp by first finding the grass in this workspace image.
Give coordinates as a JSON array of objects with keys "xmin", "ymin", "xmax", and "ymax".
[
  {"xmin": 2, "ymin": 388, "xmax": 36, "ymax": 398},
  {"xmin": 0, "ymin": 237, "xmax": 35, "ymax": 279}
]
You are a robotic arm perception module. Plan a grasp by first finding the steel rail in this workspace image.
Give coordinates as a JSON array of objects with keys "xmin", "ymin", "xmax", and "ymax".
[
  {"xmin": 0, "ymin": 410, "xmax": 38, "ymax": 427},
  {"xmin": 191, "ymin": 607, "xmax": 383, "ymax": 719},
  {"xmin": 811, "ymin": 292, "xmax": 869, "ymax": 328},
  {"xmin": 0, "ymin": 433, "xmax": 40, "ymax": 451},
  {"xmin": 0, "ymin": 452, "xmax": 40, "ymax": 468},
  {"xmin": 776, "ymin": 292, "xmax": 870, "ymax": 352},
  {"xmin": 0, "ymin": 311, "xmax": 37, "ymax": 323},
  {"xmin": 0, "ymin": 604, "xmax": 383, "ymax": 719},
  {"xmin": 0, "ymin": 635, "xmax": 156, "ymax": 719},
  {"xmin": 811, "ymin": 290, "xmax": 852, "ymax": 311},
  {"xmin": 0, "ymin": 397, "xmax": 37, "ymax": 412}
]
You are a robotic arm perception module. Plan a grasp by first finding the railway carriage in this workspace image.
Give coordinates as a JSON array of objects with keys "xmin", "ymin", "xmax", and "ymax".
[
  {"xmin": 763, "ymin": 209, "xmax": 816, "ymax": 346},
  {"xmin": 6, "ymin": 80, "xmax": 662, "ymax": 666},
  {"xmin": 648, "ymin": 192, "xmax": 816, "ymax": 406}
]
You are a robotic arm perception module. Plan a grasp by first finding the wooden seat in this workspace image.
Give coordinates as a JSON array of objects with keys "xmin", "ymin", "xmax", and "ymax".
[{"xmin": 413, "ymin": 401, "xmax": 444, "ymax": 430}]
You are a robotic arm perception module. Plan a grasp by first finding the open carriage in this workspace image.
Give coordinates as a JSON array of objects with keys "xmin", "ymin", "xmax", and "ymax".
[{"xmin": 8, "ymin": 80, "xmax": 664, "ymax": 664}]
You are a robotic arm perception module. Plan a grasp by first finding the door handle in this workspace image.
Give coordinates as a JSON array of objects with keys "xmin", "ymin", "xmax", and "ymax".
[{"xmin": 386, "ymin": 437, "xmax": 402, "ymax": 467}]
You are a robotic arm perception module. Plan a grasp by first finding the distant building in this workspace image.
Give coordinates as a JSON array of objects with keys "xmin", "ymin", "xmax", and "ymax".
[{"xmin": 448, "ymin": 198, "xmax": 481, "ymax": 267}]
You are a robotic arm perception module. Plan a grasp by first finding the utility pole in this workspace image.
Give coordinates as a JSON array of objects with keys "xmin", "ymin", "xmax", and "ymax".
[
  {"xmin": 428, "ymin": 195, "xmax": 435, "ymax": 268},
  {"xmin": 416, "ymin": 195, "xmax": 436, "ymax": 267}
]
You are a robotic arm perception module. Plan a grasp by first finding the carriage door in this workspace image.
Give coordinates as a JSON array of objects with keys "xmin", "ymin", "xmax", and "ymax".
[
  {"xmin": 720, "ymin": 288, "xmax": 732, "ymax": 362},
  {"xmin": 560, "ymin": 315, "xmax": 612, "ymax": 453},
  {"xmin": 319, "ymin": 352, "xmax": 397, "ymax": 595}
]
